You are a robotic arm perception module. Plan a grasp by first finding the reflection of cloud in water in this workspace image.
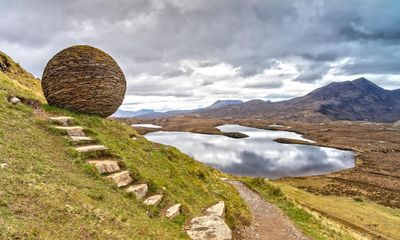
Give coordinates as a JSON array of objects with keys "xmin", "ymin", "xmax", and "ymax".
[{"xmin": 146, "ymin": 124, "xmax": 354, "ymax": 179}]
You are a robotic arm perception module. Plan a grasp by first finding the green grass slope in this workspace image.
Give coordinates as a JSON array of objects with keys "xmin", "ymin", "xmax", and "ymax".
[
  {"xmin": 242, "ymin": 178, "xmax": 361, "ymax": 240},
  {"xmin": 0, "ymin": 52, "xmax": 250, "ymax": 239}
]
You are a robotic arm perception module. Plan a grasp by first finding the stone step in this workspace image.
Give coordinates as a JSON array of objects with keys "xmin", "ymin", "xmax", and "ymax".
[
  {"xmin": 107, "ymin": 171, "xmax": 133, "ymax": 187},
  {"xmin": 126, "ymin": 183, "xmax": 148, "ymax": 200},
  {"xmin": 165, "ymin": 203, "xmax": 181, "ymax": 219},
  {"xmin": 55, "ymin": 126, "xmax": 85, "ymax": 137},
  {"xmin": 186, "ymin": 215, "xmax": 232, "ymax": 240},
  {"xmin": 87, "ymin": 160, "xmax": 120, "ymax": 174},
  {"xmin": 143, "ymin": 194, "xmax": 163, "ymax": 206},
  {"xmin": 75, "ymin": 145, "xmax": 108, "ymax": 153},
  {"xmin": 70, "ymin": 136, "xmax": 94, "ymax": 144},
  {"xmin": 205, "ymin": 201, "xmax": 225, "ymax": 217},
  {"xmin": 49, "ymin": 116, "xmax": 74, "ymax": 126}
]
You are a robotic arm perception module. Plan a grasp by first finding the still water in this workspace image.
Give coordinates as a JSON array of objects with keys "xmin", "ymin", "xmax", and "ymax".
[{"xmin": 145, "ymin": 124, "xmax": 354, "ymax": 179}]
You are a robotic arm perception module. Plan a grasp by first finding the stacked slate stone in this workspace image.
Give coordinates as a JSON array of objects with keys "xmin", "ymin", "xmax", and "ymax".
[{"xmin": 41, "ymin": 45, "xmax": 126, "ymax": 117}]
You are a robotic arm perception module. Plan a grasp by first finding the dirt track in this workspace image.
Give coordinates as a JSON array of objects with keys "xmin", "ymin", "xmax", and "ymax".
[{"xmin": 227, "ymin": 180, "xmax": 309, "ymax": 240}]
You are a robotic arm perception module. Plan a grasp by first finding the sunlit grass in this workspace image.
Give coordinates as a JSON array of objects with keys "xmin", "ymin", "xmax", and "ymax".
[
  {"xmin": 0, "ymin": 60, "xmax": 251, "ymax": 239},
  {"xmin": 242, "ymin": 177, "xmax": 363, "ymax": 240}
]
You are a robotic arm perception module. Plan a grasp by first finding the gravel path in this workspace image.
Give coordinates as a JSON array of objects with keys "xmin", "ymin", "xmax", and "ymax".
[{"xmin": 227, "ymin": 180, "xmax": 309, "ymax": 240}]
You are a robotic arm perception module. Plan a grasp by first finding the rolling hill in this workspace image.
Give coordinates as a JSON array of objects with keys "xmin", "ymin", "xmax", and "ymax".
[{"xmin": 0, "ymin": 51, "xmax": 250, "ymax": 239}]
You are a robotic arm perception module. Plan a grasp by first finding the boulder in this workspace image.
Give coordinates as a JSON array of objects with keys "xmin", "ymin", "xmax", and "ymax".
[
  {"xmin": 41, "ymin": 45, "xmax": 126, "ymax": 117},
  {"xmin": 205, "ymin": 201, "xmax": 225, "ymax": 217},
  {"xmin": 186, "ymin": 215, "xmax": 232, "ymax": 240}
]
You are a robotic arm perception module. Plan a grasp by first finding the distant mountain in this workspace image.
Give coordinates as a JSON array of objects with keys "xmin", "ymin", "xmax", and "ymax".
[
  {"xmin": 200, "ymin": 78, "xmax": 400, "ymax": 123},
  {"xmin": 306, "ymin": 78, "xmax": 400, "ymax": 122},
  {"xmin": 137, "ymin": 99, "xmax": 243, "ymax": 119},
  {"xmin": 113, "ymin": 109, "xmax": 155, "ymax": 118},
  {"xmin": 138, "ymin": 109, "xmax": 192, "ymax": 119},
  {"xmin": 392, "ymin": 89, "xmax": 400, "ymax": 99},
  {"xmin": 200, "ymin": 100, "xmax": 243, "ymax": 110}
]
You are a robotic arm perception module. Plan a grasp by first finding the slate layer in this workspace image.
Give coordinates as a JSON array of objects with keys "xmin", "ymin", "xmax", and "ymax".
[{"xmin": 42, "ymin": 45, "xmax": 126, "ymax": 117}]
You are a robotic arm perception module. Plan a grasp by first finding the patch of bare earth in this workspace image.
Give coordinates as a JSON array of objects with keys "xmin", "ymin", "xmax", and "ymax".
[{"xmin": 227, "ymin": 180, "xmax": 309, "ymax": 240}]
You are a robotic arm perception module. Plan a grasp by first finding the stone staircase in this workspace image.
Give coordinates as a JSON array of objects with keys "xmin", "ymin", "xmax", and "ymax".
[
  {"xmin": 49, "ymin": 116, "xmax": 231, "ymax": 239},
  {"xmin": 49, "ymin": 116, "xmax": 182, "ymax": 213}
]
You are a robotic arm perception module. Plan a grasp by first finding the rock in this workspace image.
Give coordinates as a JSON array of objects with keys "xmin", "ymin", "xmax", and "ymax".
[
  {"xmin": 205, "ymin": 201, "xmax": 225, "ymax": 217},
  {"xmin": 126, "ymin": 183, "xmax": 148, "ymax": 200},
  {"xmin": 87, "ymin": 160, "xmax": 120, "ymax": 174},
  {"xmin": 268, "ymin": 124, "xmax": 284, "ymax": 128},
  {"xmin": 186, "ymin": 215, "xmax": 232, "ymax": 240},
  {"xmin": 70, "ymin": 136, "xmax": 94, "ymax": 143},
  {"xmin": 165, "ymin": 204, "xmax": 181, "ymax": 219},
  {"xmin": 9, "ymin": 96, "xmax": 20, "ymax": 104},
  {"xmin": 107, "ymin": 171, "xmax": 133, "ymax": 187},
  {"xmin": 143, "ymin": 194, "xmax": 163, "ymax": 206},
  {"xmin": 75, "ymin": 145, "xmax": 108, "ymax": 153},
  {"xmin": 0, "ymin": 163, "xmax": 8, "ymax": 169},
  {"xmin": 55, "ymin": 126, "xmax": 85, "ymax": 137},
  {"xmin": 41, "ymin": 45, "xmax": 126, "ymax": 117},
  {"xmin": 48, "ymin": 116, "xmax": 73, "ymax": 126}
]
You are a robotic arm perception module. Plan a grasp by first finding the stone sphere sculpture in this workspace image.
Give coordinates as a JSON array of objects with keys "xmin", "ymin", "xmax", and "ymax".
[{"xmin": 41, "ymin": 45, "xmax": 126, "ymax": 117}]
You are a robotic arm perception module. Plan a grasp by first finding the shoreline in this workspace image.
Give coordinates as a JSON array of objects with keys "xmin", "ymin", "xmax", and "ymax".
[{"xmin": 116, "ymin": 116, "xmax": 400, "ymax": 208}]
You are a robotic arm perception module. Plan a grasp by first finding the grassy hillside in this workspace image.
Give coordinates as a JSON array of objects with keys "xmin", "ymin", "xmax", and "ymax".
[
  {"xmin": 277, "ymin": 183, "xmax": 400, "ymax": 240},
  {"xmin": 0, "ymin": 51, "xmax": 250, "ymax": 239},
  {"xmin": 242, "ymin": 178, "xmax": 361, "ymax": 240},
  {"xmin": 0, "ymin": 51, "xmax": 44, "ymax": 101},
  {"xmin": 243, "ymin": 177, "xmax": 400, "ymax": 240}
]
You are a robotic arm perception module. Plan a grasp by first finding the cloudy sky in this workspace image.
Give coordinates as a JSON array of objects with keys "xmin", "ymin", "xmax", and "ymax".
[{"xmin": 1, "ymin": 0, "xmax": 400, "ymax": 111}]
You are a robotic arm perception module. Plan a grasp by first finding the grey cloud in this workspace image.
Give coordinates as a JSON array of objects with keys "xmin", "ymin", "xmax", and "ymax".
[
  {"xmin": 294, "ymin": 62, "xmax": 330, "ymax": 83},
  {"xmin": 126, "ymin": 78, "xmax": 195, "ymax": 98},
  {"xmin": 294, "ymin": 70, "xmax": 325, "ymax": 83},
  {"xmin": 265, "ymin": 93, "xmax": 299, "ymax": 99},
  {"xmin": 3, "ymin": 0, "xmax": 400, "ymax": 78},
  {"xmin": 200, "ymin": 79, "xmax": 215, "ymax": 86},
  {"xmin": 1, "ymin": 0, "xmax": 400, "ymax": 110},
  {"xmin": 197, "ymin": 61, "xmax": 220, "ymax": 68},
  {"xmin": 339, "ymin": 57, "xmax": 400, "ymax": 75},
  {"xmin": 300, "ymin": 53, "xmax": 337, "ymax": 62},
  {"xmin": 134, "ymin": 91, "xmax": 194, "ymax": 98},
  {"xmin": 245, "ymin": 80, "xmax": 283, "ymax": 89},
  {"xmin": 161, "ymin": 69, "xmax": 191, "ymax": 78}
]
